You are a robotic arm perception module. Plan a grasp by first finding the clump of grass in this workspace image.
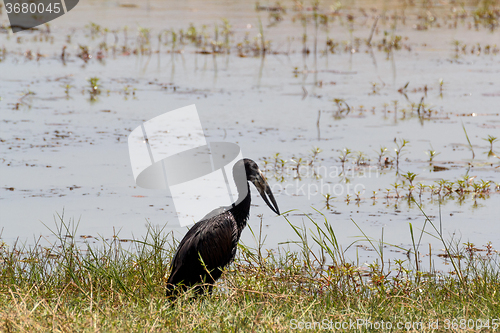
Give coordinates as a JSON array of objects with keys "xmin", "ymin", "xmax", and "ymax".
[{"xmin": 1, "ymin": 209, "xmax": 499, "ymax": 331}]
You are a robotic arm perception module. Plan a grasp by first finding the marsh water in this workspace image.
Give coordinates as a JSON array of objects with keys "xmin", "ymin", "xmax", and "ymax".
[{"xmin": 1, "ymin": 0, "xmax": 499, "ymax": 272}]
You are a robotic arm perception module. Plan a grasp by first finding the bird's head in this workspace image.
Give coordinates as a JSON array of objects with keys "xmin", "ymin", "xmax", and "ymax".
[{"xmin": 233, "ymin": 158, "xmax": 280, "ymax": 215}]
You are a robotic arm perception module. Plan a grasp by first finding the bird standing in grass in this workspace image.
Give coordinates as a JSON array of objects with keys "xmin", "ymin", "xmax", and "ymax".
[{"xmin": 165, "ymin": 158, "xmax": 280, "ymax": 297}]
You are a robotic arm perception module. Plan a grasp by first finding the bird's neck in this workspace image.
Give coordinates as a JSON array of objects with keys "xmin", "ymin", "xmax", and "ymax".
[{"xmin": 230, "ymin": 183, "xmax": 251, "ymax": 230}]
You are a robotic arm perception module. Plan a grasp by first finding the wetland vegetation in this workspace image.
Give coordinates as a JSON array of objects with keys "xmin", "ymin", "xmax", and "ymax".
[
  {"xmin": 1, "ymin": 0, "xmax": 500, "ymax": 331},
  {"xmin": 0, "ymin": 212, "xmax": 499, "ymax": 331}
]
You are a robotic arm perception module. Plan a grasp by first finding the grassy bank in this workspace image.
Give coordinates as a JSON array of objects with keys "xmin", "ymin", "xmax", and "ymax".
[{"xmin": 1, "ymin": 212, "xmax": 499, "ymax": 332}]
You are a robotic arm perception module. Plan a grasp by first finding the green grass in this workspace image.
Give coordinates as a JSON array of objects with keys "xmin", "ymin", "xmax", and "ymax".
[{"xmin": 1, "ymin": 212, "xmax": 499, "ymax": 332}]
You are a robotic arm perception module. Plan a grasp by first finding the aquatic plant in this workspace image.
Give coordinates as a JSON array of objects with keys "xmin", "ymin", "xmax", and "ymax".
[
  {"xmin": 394, "ymin": 138, "xmax": 409, "ymax": 172},
  {"xmin": 332, "ymin": 98, "xmax": 350, "ymax": 116},
  {"xmin": 89, "ymin": 77, "xmax": 100, "ymax": 94},
  {"xmin": 425, "ymin": 148, "xmax": 440, "ymax": 163},
  {"xmin": 376, "ymin": 146, "xmax": 388, "ymax": 164},
  {"xmin": 77, "ymin": 44, "xmax": 91, "ymax": 62},
  {"xmin": 417, "ymin": 183, "xmax": 426, "ymax": 200},
  {"xmin": 473, "ymin": 0, "xmax": 500, "ymax": 31},
  {"xmin": 462, "ymin": 123, "xmax": 475, "ymax": 160},
  {"xmin": 439, "ymin": 78, "xmax": 444, "ymax": 97},
  {"xmin": 221, "ymin": 19, "xmax": 232, "ymax": 53},
  {"xmin": 323, "ymin": 193, "xmax": 334, "ymax": 210},
  {"xmin": 272, "ymin": 153, "xmax": 280, "ymax": 172},
  {"xmin": 308, "ymin": 147, "xmax": 322, "ymax": 167},
  {"xmin": 62, "ymin": 84, "xmax": 73, "ymax": 98},
  {"xmin": 85, "ymin": 22, "xmax": 103, "ymax": 39},
  {"xmin": 355, "ymin": 151, "xmax": 368, "ymax": 166},
  {"xmin": 370, "ymin": 82, "xmax": 382, "ymax": 95},
  {"xmin": 483, "ymin": 134, "xmax": 498, "ymax": 150},
  {"xmin": 402, "ymin": 171, "xmax": 417, "ymax": 195},
  {"xmin": 137, "ymin": 26, "xmax": 151, "ymax": 54},
  {"xmin": 1, "ymin": 207, "xmax": 499, "ymax": 331},
  {"xmin": 290, "ymin": 157, "xmax": 303, "ymax": 179},
  {"xmin": 338, "ymin": 148, "xmax": 351, "ymax": 169},
  {"xmin": 391, "ymin": 182, "xmax": 402, "ymax": 198},
  {"xmin": 88, "ymin": 77, "xmax": 101, "ymax": 102}
]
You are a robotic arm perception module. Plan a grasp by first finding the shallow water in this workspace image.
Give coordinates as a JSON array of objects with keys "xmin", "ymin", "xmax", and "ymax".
[{"xmin": 1, "ymin": 0, "xmax": 499, "ymax": 271}]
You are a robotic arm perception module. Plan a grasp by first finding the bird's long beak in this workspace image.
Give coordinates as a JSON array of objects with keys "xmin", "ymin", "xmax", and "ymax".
[{"xmin": 253, "ymin": 171, "xmax": 280, "ymax": 215}]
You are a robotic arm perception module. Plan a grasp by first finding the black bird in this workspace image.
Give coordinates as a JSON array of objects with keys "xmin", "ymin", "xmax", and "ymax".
[{"xmin": 165, "ymin": 158, "xmax": 280, "ymax": 297}]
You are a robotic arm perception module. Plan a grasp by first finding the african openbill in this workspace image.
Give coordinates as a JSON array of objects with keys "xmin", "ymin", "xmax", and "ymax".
[{"xmin": 165, "ymin": 158, "xmax": 280, "ymax": 297}]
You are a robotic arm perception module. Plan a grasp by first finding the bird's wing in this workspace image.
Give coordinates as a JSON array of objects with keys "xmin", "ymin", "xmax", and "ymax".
[
  {"xmin": 167, "ymin": 212, "xmax": 237, "ymax": 285},
  {"xmin": 195, "ymin": 213, "xmax": 238, "ymax": 268}
]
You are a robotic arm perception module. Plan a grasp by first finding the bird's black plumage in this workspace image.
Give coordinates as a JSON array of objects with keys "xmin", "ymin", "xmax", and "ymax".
[{"xmin": 165, "ymin": 158, "xmax": 279, "ymax": 297}]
